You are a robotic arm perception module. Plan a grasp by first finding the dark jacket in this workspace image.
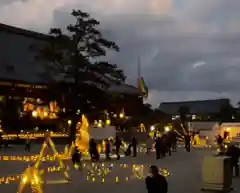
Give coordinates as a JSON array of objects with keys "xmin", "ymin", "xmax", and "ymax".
[{"xmin": 146, "ymin": 174, "xmax": 168, "ymax": 193}]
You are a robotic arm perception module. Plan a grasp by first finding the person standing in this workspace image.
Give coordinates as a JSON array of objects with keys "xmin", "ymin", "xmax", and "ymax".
[
  {"xmin": 131, "ymin": 136, "xmax": 138, "ymax": 157},
  {"xmin": 145, "ymin": 165, "xmax": 168, "ymax": 193},
  {"xmin": 25, "ymin": 136, "xmax": 31, "ymax": 152},
  {"xmin": 184, "ymin": 134, "xmax": 191, "ymax": 152},
  {"xmin": 105, "ymin": 139, "xmax": 111, "ymax": 160},
  {"xmin": 114, "ymin": 136, "xmax": 122, "ymax": 160},
  {"xmin": 226, "ymin": 144, "xmax": 240, "ymax": 177},
  {"xmin": 89, "ymin": 138, "xmax": 99, "ymax": 162}
]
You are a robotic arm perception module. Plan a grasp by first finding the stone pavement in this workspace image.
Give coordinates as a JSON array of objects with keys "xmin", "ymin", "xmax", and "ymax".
[{"xmin": 0, "ymin": 145, "xmax": 239, "ymax": 193}]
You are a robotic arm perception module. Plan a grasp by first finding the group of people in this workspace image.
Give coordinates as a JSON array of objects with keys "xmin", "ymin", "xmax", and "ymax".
[{"xmin": 151, "ymin": 132, "xmax": 179, "ymax": 159}]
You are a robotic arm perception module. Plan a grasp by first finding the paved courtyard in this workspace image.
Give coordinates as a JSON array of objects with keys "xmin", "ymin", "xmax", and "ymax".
[{"xmin": 0, "ymin": 145, "xmax": 239, "ymax": 193}]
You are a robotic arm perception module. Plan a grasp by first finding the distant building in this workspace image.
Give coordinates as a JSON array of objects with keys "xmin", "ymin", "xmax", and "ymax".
[
  {"xmin": 0, "ymin": 23, "xmax": 142, "ymax": 116},
  {"xmin": 159, "ymin": 99, "xmax": 231, "ymax": 121}
]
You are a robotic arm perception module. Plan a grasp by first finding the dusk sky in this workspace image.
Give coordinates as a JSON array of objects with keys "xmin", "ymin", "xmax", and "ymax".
[{"xmin": 1, "ymin": 0, "xmax": 240, "ymax": 107}]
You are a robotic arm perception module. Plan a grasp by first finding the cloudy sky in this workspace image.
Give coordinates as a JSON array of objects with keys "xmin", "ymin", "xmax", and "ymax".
[{"xmin": 1, "ymin": 0, "xmax": 240, "ymax": 107}]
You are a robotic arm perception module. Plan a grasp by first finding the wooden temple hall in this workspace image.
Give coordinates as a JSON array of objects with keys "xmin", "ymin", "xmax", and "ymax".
[{"xmin": 0, "ymin": 23, "xmax": 142, "ymax": 130}]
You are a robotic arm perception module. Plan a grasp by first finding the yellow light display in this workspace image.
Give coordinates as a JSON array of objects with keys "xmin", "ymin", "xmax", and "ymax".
[
  {"xmin": 132, "ymin": 164, "xmax": 144, "ymax": 179},
  {"xmin": 0, "ymin": 154, "xmax": 67, "ymax": 161},
  {"xmin": 75, "ymin": 114, "xmax": 90, "ymax": 153},
  {"xmin": 34, "ymin": 132, "xmax": 70, "ymax": 182},
  {"xmin": 2, "ymin": 132, "xmax": 68, "ymax": 140},
  {"xmin": 18, "ymin": 166, "xmax": 43, "ymax": 193},
  {"xmin": 0, "ymin": 166, "xmax": 70, "ymax": 185},
  {"xmin": 106, "ymin": 119, "xmax": 111, "ymax": 125},
  {"xmin": 136, "ymin": 123, "xmax": 146, "ymax": 133},
  {"xmin": 0, "ymin": 164, "xmax": 170, "ymax": 186}
]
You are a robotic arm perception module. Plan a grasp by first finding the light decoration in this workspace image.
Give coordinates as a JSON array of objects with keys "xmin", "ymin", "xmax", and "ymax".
[
  {"xmin": 132, "ymin": 164, "xmax": 144, "ymax": 179},
  {"xmin": 73, "ymin": 114, "xmax": 90, "ymax": 154},
  {"xmin": 2, "ymin": 132, "xmax": 68, "ymax": 140},
  {"xmin": 33, "ymin": 131, "xmax": 70, "ymax": 183},
  {"xmin": 0, "ymin": 164, "xmax": 169, "ymax": 185},
  {"xmin": 97, "ymin": 121, "xmax": 102, "ymax": 128},
  {"xmin": 150, "ymin": 126, "xmax": 155, "ymax": 131},
  {"xmin": 119, "ymin": 109, "xmax": 125, "ymax": 119},
  {"xmin": 136, "ymin": 123, "xmax": 146, "ymax": 133},
  {"xmin": 17, "ymin": 166, "xmax": 43, "ymax": 193},
  {"xmin": 24, "ymin": 99, "xmax": 58, "ymax": 119},
  {"xmin": 106, "ymin": 119, "xmax": 111, "ymax": 125},
  {"xmin": 0, "ymin": 166, "xmax": 70, "ymax": 185},
  {"xmin": 164, "ymin": 126, "xmax": 170, "ymax": 132}
]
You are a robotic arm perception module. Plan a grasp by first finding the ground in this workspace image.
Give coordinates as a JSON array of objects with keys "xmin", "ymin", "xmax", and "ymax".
[{"xmin": 0, "ymin": 145, "xmax": 238, "ymax": 193}]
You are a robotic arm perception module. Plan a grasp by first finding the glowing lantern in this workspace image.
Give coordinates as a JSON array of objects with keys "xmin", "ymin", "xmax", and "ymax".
[
  {"xmin": 97, "ymin": 122, "xmax": 102, "ymax": 127},
  {"xmin": 119, "ymin": 113, "xmax": 124, "ymax": 118},
  {"xmin": 32, "ymin": 111, "xmax": 37, "ymax": 118},
  {"xmin": 150, "ymin": 126, "xmax": 155, "ymax": 131},
  {"xmin": 43, "ymin": 111, "xmax": 48, "ymax": 117},
  {"xmin": 106, "ymin": 119, "xmax": 111, "ymax": 125},
  {"xmin": 164, "ymin": 126, "xmax": 170, "ymax": 132},
  {"xmin": 68, "ymin": 120, "xmax": 72, "ymax": 125}
]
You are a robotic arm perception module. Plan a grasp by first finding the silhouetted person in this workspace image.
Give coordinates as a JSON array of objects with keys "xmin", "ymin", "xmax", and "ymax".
[
  {"xmin": 161, "ymin": 135, "xmax": 167, "ymax": 157},
  {"xmin": 105, "ymin": 139, "xmax": 111, "ymax": 160},
  {"xmin": 72, "ymin": 148, "xmax": 82, "ymax": 170},
  {"xmin": 114, "ymin": 136, "xmax": 122, "ymax": 160},
  {"xmin": 155, "ymin": 137, "xmax": 161, "ymax": 159},
  {"xmin": 0, "ymin": 133, "xmax": 2, "ymax": 150},
  {"xmin": 89, "ymin": 138, "xmax": 99, "ymax": 161},
  {"xmin": 217, "ymin": 135, "xmax": 224, "ymax": 151},
  {"xmin": 145, "ymin": 165, "xmax": 168, "ymax": 193},
  {"xmin": 131, "ymin": 136, "xmax": 137, "ymax": 157},
  {"xmin": 184, "ymin": 134, "xmax": 191, "ymax": 152},
  {"xmin": 226, "ymin": 144, "xmax": 240, "ymax": 177},
  {"xmin": 25, "ymin": 137, "xmax": 31, "ymax": 152}
]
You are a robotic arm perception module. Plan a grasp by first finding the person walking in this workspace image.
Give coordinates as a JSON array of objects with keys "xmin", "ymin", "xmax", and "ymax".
[{"xmin": 131, "ymin": 136, "xmax": 138, "ymax": 157}]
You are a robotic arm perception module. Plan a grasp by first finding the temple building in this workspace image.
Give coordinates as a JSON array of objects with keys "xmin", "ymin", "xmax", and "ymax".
[
  {"xmin": 0, "ymin": 23, "xmax": 143, "ymax": 131},
  {"xmin": 159, "ymin": 99, "xmax": 231, "ymax": 121}
]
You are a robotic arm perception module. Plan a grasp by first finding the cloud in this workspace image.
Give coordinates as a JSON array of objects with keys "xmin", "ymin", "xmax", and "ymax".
[
  {"xmin": 1, "ymin": 0, "xmax": 240, "ymax": 107},
  {"xmin": 192, "ymin": 61, "xmax": 206, "ymax": 69}
]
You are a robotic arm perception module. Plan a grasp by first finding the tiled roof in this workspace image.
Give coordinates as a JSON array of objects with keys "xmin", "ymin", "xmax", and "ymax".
[
  {"xmin": 0, "ymin": 23, "xmax": 140, "ymax": 95},
  {"xmin": 159, "ymin": 99, "xmax": 230, "ymax": 115},
  {"xmin": 0, "ymin": 23, "xmax": 50, "ymax": 40}
]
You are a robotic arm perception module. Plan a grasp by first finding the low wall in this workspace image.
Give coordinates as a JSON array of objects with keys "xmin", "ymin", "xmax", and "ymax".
[
  {"xmin": 116, "ymin": 131, "xmax": 149, "ymax": 142},
  {"xmin": 89, "ymin": 126, "xmax": 116, "ymax": 140}
]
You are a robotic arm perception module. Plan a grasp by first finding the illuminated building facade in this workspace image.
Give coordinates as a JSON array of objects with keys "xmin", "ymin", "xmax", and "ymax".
[{"xmin": 0, "ymin": 23, "xmax": 142, "ymax": 131}]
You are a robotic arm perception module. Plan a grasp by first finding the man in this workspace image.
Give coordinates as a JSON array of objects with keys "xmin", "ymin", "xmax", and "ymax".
[
  {"xmin": 105, "ymin": 139, "xmax": 111, "ymax": 160},
  {"xmin": 145, "ymin": 165, "xmax": 168, "ymax": 193},
  {"xmin": 131, "ymin": 136, "xmax": 138, "ymax": 157},
  {"xmin": 226, "ymin": 144, "xmax": 240, "ymax": 177},
  {"xmin": 89, "ymin": 138, "xmax": 99, "ymax": 162},
  {"xmin": 184, "ymin": 134, "xmax": 191, "ymax": 152}
]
